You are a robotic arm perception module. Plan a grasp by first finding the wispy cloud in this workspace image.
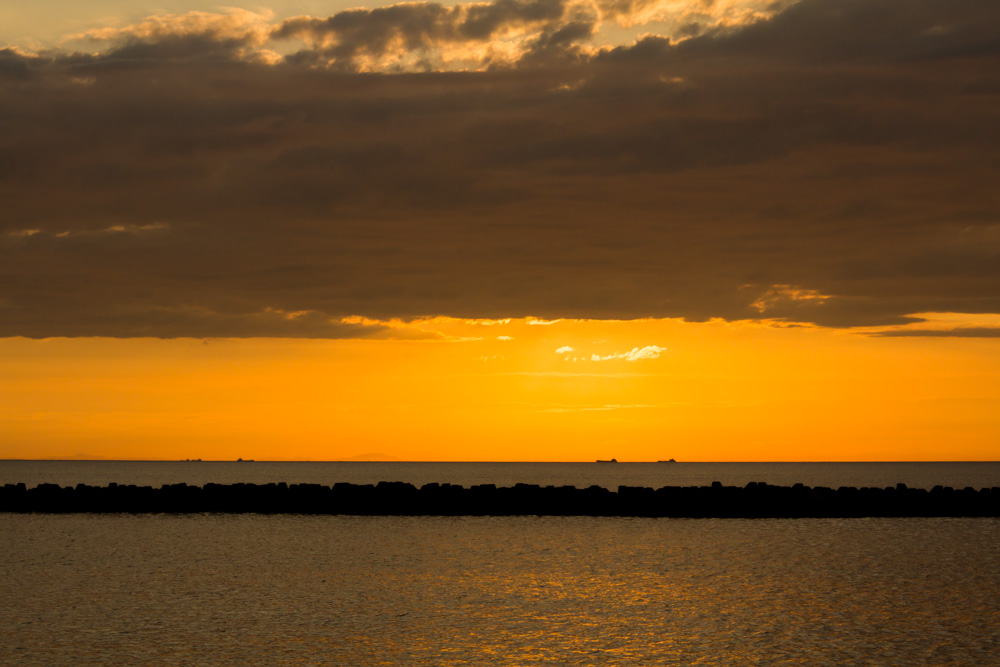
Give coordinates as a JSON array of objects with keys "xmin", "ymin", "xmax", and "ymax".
[
  {"xmin": 470, "ymin": 318, "xmax": 511, "ymax": 326},
  {"xmin": 859, "ymin": 312, "xmax": 1000, "ymax": 338},
  {"xmin": 8, "ymin": 223, "xmax": 169, "ymax": 240},
  {"xmin": 536, "ymin": 401, "xmax": 689, "ymax": 412},
  {"xmin": 869, "ymin": 328, "xmax": 1000, "ymax": 339},
  {"xmin": 591, "ymin": 345, "xmax": 666, "ymax": 361},
  {"xmin": 491, "ymin": 371, "xmax": 652, "ymax": 377},
  {"xmin": 68, "ymin": 8, "xmax": 276, "ymax": 52},
  {"xmin": 750, "ymin": 285, "xmax": 831, "ymax": 313}
]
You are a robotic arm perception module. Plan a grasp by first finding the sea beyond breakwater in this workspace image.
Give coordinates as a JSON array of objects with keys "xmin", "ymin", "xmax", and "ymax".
[{"xmin": 3, "ymin": 481, "xmax": 999, "ymax": 517}]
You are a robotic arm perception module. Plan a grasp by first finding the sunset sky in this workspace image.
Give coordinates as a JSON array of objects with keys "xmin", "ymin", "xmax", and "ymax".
[{"xmin": 2, "ymin": 0, "xmax": 998, "ymax": 461}]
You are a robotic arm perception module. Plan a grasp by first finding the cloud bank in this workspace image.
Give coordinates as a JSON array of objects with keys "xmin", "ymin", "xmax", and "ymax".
[{"xmin": 2, "ymin": 0, "xmax": 999, "ymax": 337}]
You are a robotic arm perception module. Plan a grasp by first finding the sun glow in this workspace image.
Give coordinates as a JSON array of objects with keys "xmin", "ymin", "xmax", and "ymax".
[{"xmin": 2, "ymin": 317, "xmax": 997, "ymax": 462}]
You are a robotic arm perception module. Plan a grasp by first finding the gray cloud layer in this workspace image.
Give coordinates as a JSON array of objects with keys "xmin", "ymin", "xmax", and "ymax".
[
  {"xmin": 2, "ymin": 0, "xmax": 1000, "ymax": 337},
  {"xmin": 872, "ymin": 328, "xmax": 1000, "ymax": 338},
  {"xmin": 273, "ymin": 0, "xmax": 576, "ymax": 69}
]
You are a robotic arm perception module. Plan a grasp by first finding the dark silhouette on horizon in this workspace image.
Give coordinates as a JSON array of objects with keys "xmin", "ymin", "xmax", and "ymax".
[{"xmin": 1, "ymin": 481, "xmax": 998, "ymax": 517}]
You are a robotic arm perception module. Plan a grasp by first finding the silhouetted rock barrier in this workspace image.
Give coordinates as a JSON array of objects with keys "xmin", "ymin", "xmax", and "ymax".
[{"xmin": 2, "ymin": 481, "xmax": 999, "ymax": 517}]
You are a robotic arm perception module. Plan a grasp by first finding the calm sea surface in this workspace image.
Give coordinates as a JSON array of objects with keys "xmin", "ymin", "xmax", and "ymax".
[
  {"xmin": 2, "ymin": 514, "xmax": 998, "ymax": 666},
  {"xmin": 3, "ymin": 460, "xmax": 1000, "ymax": 490},
  {"xmin": 3, "ymin": 462, "xmax": 999, "ymax": 665}
]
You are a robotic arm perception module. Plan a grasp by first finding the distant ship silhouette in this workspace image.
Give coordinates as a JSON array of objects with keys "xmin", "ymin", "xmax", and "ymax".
[
  {"xmin": 658, "ymin": 459, "xmax": 677, "ymax": 463},
  {"xmin": 596, "ymin": 458, "xmax": 617, "ymax": 463}
]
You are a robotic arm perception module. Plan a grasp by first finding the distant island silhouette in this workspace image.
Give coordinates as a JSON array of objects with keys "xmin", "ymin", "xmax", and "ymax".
[{"xmin": 2, "ymin": 481, "xmax": 997, "ymax": 517}]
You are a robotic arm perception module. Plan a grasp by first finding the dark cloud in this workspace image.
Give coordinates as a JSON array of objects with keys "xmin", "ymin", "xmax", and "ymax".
[
  {"xmin": 3, "ymin": 0, "xmax": 1000, "ymax": 337},
  {"xmin": 97, "ymin": 34, "xmax": 253, "ymax": 62},
  {"xmin": 870, "ymin": 328, "xmax": 1000, "ymax": 338},
  {"xmin": 518, "ymin": 20, "xmax": 598, "ymax": 65},
  {"xmin": 273, "ymin": 0, "xmax": 571, "ymax": 69},
  {"xmin": 0, "ymin": 304, "xmax": 405, "ymax": 340},
  {"xmin": 0, "ymin": 48, "xmax": 36, "ymax": 81},
  {"xmin": 871, "ymin": 327, "xmax": 1000, "ymax": 338}
]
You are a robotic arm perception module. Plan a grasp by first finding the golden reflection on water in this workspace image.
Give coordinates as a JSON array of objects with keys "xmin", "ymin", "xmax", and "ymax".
[{"xmin": 1, "ymin": 516, "xmax": 998, "ymax": 665}]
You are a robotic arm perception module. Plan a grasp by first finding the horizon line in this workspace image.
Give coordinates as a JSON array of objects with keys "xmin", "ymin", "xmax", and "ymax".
[{"xmin": 3, "ymin": 459, "xmax": 998, "ymax": 464}]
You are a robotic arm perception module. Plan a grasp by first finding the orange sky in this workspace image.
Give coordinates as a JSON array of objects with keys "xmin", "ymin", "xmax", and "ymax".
[
  {"xmin": 2, "ymin": 316, "xmax": 997, "ymax": 461},
  {"xmin": 3, "ymin": 1, "xmax": 1000, "ymax": 462}
]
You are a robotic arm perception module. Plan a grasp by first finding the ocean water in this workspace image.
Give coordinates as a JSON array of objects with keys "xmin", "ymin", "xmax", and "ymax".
[
  {"xmin": 2, "ymin": 513, "xmax": 998, "ymax": 665},
  {"xmin": 3, "ymin": 460, "xmax": 1000, "ymax": 491},
  {"xmin": 3, "ymin": 461, "xmax": 999, "ymax": 665}
]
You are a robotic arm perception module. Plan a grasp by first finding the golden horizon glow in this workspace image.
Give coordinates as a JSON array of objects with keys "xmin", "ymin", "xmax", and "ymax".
[{"xmin": 2, "ymin": 316, "xmax": 997, "ymax": 462}]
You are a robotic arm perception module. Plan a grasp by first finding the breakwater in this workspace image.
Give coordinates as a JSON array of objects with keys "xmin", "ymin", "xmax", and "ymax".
[{"xmin": 2, "ymin": 481, "xmax": 999, "ymax": 517}]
